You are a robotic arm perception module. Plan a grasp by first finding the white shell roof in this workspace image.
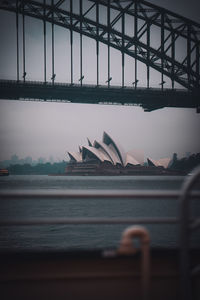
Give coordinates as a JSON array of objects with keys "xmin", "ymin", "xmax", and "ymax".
[
  {"xmin": 125, "ymin": 153, "xmax": 140, "ymax": 166},
  {"xmin": 68, "ymin": 151, "xmax": 82, "ymax": 162},
  {"xmin": 93, "ymin": 140, "xmax": 122, "ymax": 165},
  {"xmin": 96, "ymin": 147, "xmax": 113, "ymax": 163},
  {"xmin": 67, "ymin": 132, "xmax": 148, "ymax": 167},
  {"xmin": 79, "ymin": 146, "xmax": 82, "ymax": 153},
  {"xmin": 87, "ymin": 138, "xmax": 92, "ymax": 147},
  {"xmin": 82, "ymin": 146, "xmax": 111, "ymax": 162},
  {"xmin": 147, "ymin": 157, "xmax": 170, "ymax": 168},
  {"xmin": 127, "ymin": 149, "xmax": 144, "ymax": 165},
  {"xmin": 147, "ymin": 158, "xmax": 157, "ymax": 167},
  {"xmin": 157, "ymin": 158, "xmax": 171, "ymax": 168},
  {"xmin": 108, "ymin": 144, "xmax": 123, "ymax": 165},
  {"xmin": 103, "ymin": 131, "xmax": 126, "ymax": 165}
]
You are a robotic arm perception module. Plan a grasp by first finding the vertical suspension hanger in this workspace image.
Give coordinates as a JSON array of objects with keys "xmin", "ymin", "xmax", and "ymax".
[
  {"xmin": 96, "ymin": 1, "xmax": 99, "ymax": 86},
  {"xmin": 22, "ymin": 0, "xmax": 26, "ymax": 82},
  {"xmin": 80, "ymin": 0, "xmax": 83, "ymax": 86},
  {"xmin": 187, "ymin": 24, "xmax": 191, "ymax": 91},
  {"xmin": 161, "ymin": 13, "xmax": 164, "ymax": 91},
  {"xmin": 43, "ymin": 0, "xmax": 47, "ymax": 84},
  {"xmin": 134, "ymin": 1, "xmax": 138, "ymax": 89},
  {"xmin": 16, "ymin": 0, "xmax": 19, "ymax": 82},
  {"xmin": 107, "ymin": 0, "xmax": 111, "ymax": 87},
  {"xmin": 171, "ymin": 32, "xmax": 175, "ymax": 89},
  {"xmin": 51, "ymin": 0, "xmax": 55, "ymax": 85},
  {"xmin": 196, "ymin": 42, "xmax": 200, "ymax": 87},
  {"xmin": 122, "ymin": 8, "xmax": 125, "ymax": 88},
  {"xmin": 70, "ymin": 0, "xmax": 73, "ymax": 85},
  {"xmin": 147, "ymin": 22, "xmax": 150, "ymax": 89}
]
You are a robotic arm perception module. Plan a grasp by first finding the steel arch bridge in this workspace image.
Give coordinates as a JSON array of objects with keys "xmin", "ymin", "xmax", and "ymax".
[{"xmin": 0, "ymin": 0, "xmax": 200, "ymax": 111}]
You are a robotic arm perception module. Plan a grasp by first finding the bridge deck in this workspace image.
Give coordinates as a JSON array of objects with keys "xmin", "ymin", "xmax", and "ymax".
[{"xmin": 0, "ymin": 80, "xmax": 199, "ymax": 112}]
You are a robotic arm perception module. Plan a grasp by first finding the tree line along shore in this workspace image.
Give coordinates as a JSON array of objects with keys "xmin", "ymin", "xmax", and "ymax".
[{"xmin": 2, "ymin": 153, "xmax": 200, "ymax": 175}]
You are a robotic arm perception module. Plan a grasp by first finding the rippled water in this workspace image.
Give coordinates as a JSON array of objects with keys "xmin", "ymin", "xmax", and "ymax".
[{"xmin": 0, "ymin": 175, "xmax": 199, "ymax": 251}]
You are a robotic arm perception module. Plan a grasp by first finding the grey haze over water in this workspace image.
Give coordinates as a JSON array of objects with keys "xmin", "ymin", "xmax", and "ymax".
[{"xmin": 0, "ymin": 0, "xmax": 200, "ymax": 162}]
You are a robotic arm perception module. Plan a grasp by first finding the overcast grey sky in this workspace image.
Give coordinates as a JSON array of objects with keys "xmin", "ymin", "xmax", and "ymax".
[{"xmin": 0, "ymin": 0, "xmax": 200, "ymax": 162}]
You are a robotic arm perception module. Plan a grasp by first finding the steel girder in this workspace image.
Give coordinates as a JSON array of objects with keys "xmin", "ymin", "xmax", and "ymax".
[{"xmin": 0, "ymin": 0, "xmax": 200, "ymax": 90}]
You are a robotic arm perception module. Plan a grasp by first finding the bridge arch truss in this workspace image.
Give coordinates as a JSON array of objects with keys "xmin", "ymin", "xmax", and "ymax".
[{"xmin": 0, "ymin": 0, "xmax": 200, "ymax": 91}]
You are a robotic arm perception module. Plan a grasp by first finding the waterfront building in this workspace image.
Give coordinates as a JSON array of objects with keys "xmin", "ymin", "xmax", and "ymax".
[{"xmin": 66, "ymin": 132, "xmax": 171, "ymax": 175}]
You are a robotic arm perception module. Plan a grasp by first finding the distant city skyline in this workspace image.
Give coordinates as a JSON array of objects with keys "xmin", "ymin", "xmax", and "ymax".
[
  {"xmin": 0, "ymin": 145, "xmax": 198, "ymax": 168},
  {"xmin": 0, "ymin": 153, "xmax": 63, "ymax": 167}
]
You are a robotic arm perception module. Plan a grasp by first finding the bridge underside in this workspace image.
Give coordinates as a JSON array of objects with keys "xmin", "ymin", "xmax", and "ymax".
[{"xmin": 0, "ymin": 81, "xmax": 199, "ymax": 112}]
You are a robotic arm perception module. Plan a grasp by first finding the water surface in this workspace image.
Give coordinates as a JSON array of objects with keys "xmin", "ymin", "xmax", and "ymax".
[{"xmin": 1, "ymin": 175, "xmax": 199, "ymax": 251}]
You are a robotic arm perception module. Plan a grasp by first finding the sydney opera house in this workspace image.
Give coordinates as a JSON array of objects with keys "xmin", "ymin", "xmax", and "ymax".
[{"xmin": 65, "ymin": 132, "xmax": 172, "ymax": 175}]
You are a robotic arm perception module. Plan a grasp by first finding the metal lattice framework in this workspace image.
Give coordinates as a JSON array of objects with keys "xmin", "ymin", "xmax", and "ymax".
[{"xmin": 0, "ymin": 0, "xmax": 200, "ymax": 91}]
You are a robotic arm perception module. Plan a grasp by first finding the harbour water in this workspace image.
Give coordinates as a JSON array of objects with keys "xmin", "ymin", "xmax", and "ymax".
[{"xmin": 0, "ymin": 175, "xmax": 199, "ymax": 251}]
